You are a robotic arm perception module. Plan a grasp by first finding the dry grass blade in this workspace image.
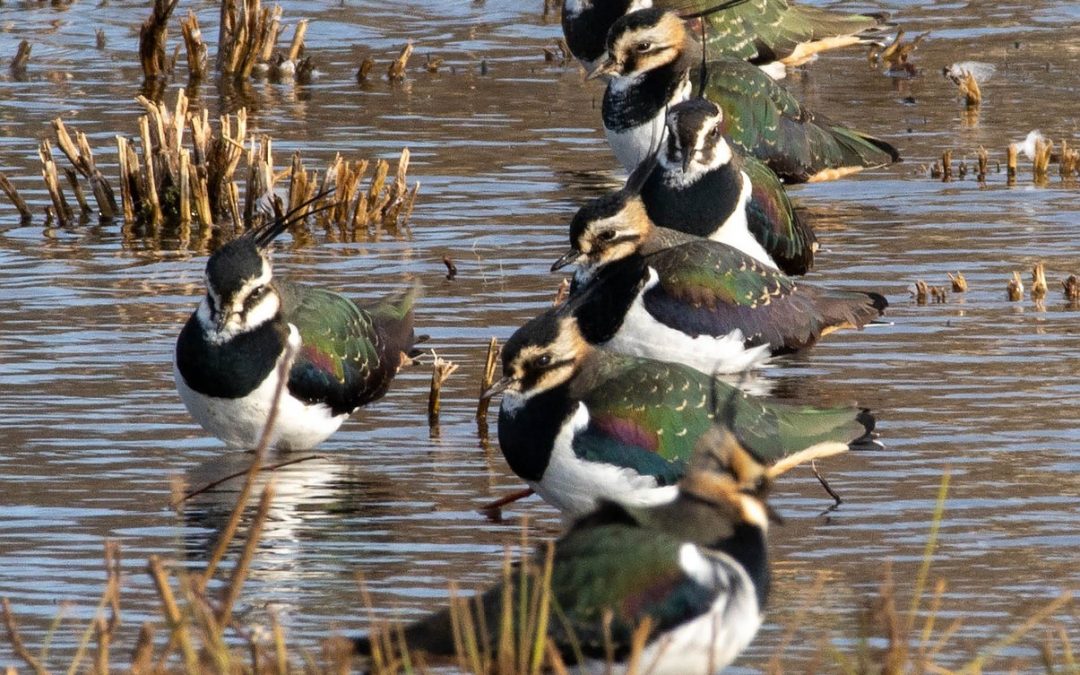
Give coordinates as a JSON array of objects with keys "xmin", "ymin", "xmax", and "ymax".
[
  {"xmin": 147, "ymin": 556, "xmax": 199, "ymax": 672},
  {"xmin": 198, "ymin": 340, "xmax": 297, "ymax": 591},
  {"xmin": 2, "ymin": 599, "xmax": 48, "ymax": 675},
  {"xmin": 218, "ymin": 480, "xmax": 276, "ymax": 627}
]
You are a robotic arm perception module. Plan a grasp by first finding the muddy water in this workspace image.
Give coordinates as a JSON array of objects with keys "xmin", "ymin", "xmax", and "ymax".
[{"xmin": 0, "ymin": 0, "xmax": 1077, "ymax": 671}]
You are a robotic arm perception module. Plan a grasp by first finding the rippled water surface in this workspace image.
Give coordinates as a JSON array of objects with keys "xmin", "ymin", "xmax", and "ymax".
[{"xmin": 0, "ymin": 0, "xmax": 1078, "ymax": 671}]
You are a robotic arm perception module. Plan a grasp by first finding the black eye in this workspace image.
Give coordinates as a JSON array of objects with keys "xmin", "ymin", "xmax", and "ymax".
[
  {"xmin": 243, "ymin": 286, "xmax": 267, "ymax": 311},
  {"xmin": 635, "ymin": 41, "xmax": 652, "ymax": 53},
  {"xmin": 598, "ymin": 230, "xmax": 616, "ymax": 242},
  {"xmin": 535, "ymin": 354, "xmax": 552, "ymax": 368},
  {"xmin": 708, "ymin": 126, "xmax": 721, "ymax": 139}
]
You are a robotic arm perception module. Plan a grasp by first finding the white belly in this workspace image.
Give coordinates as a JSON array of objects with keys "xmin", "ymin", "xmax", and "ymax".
[
  {"xmin": 605, "ymin": 269, "xmax": 771, "ymax": 375},
  {"xmin": 583, "ymin": 545, "xmax": 763, "ymax": 675},
  {"xmin": 532, "ymin": 403, "xmax": 678, "ymax": 522},
  {"xmin": 707, "ymin": 173, "xmax": 778, "ymax": 270},
  {"xmin": 174, "ymin": 328, "xmax": 345, "ymax": 450}
]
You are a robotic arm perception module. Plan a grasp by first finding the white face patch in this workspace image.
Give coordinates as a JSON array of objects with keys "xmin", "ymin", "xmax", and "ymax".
[{"xmin": 199, "ymin": 260, "xmax": 279, "ymax": 344}]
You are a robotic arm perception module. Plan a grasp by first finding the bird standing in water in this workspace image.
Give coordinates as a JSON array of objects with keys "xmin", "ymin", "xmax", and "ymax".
[{"xmin": 174, "ymin": 198, "xmax": 420, "ymax": 450}]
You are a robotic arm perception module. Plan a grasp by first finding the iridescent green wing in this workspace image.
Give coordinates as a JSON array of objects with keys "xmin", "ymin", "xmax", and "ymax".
[
  {"xmin": 571, "ymin": 352, "xmax": 722, "ymax": 476},
  {"xmin": 278, "ymin": 281, "xmax": 416, "ymax": 414},
  {"xmin": 546, "ymin": 510, "xmax": 720, "ymax": 660},
  {"xmin": 739, "ymin": 153, "xmax": 816, "ymax": 275},
  {"xmin": 699, "ymin": 57, "xmax": 899, "ymax": 182},
  {"xmin": 661, "ymin": 0, "xmax": 887, "ymax": 63},
  {"xmin": 718, "ymin": 385, "xmax": 875, "ymax": 463}
]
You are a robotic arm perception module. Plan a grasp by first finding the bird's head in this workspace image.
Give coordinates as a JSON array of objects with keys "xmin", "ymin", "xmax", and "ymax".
[
  {"xmin": 197, "ymin": 238, "xmax": 280, "ymax": 343},
  {"xmin": 587, "ymin": 9, "xmax": 687, "ymax": 80},
  {"xmin": 484, "ymin": 311, "xmax": 589, "ymax": 405},
  {"xmin": 552, "ymin": 190, "xmax": 652, "ymax": 277},
  {"xmin": 662, "ymin": 98, "xmax": 732, "ymax": 176}
]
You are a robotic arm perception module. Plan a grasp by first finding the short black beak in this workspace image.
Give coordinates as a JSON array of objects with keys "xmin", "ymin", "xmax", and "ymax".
[
  {"xmin": 586, "ymin": 57, "xmax": 618, "ymax": 80},
  {"xmin": 481, "ymin": 376, "xmax": 513, "ymax": 400},
  {"xmin": 551, "ymin": 248, "xmax": 583, "ymax": 272},
  {"xmin": 682, "ymin": 151, "xmax": 693, "ymax": 174}
]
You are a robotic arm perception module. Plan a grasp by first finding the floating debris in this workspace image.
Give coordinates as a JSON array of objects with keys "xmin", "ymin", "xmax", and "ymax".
[
  {"xmin": 1007, "ymin": 272, "xmax": 1024, "ymax": 301},
  {"xmin": 947, "ymin": 272, "xmax": 967, "ymax": 293},
  {"xmin": 442, "ymin": 256, "xmax": 457, "ymax": 280},
  {"xmin": 424, "ymin": 53, "xmax": 444, "ymax": 73},
  {"xmin": 931, "ymin": 286, "xmax": 948, "ymax": 303},
  {"xmin": 1031, "ymin": 262, "xmax": 1047, "ymax": 301}
]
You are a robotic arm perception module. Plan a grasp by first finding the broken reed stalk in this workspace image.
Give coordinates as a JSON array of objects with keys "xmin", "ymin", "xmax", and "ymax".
[
  {"xmin": 52, "ymin": 118, "xmax": 118, "ymax": 219},
  {"xmin": 959, "ymin": 71, "xmax": 981, "ymax": 108},
  {"xmin": 476, "ymin": 337, "xmax": 501, "ymax": 424},
  {"xmin": 1031, "ymin": 262, "xmax": 1048, "ymax": 301},
  {"xmin": 941, "ymin": 149, "xmax": 953, "ymax": 182},
  {"xmin": 428, "ymin": 353, "xmax": 460, "ymax": 427},
  {"xmin": 147, "ymin": 555, "xmax": 200, "ymax": 673},
  {"xmin": 11, "ymin": 40, "xmax": 31, "ymax": 75},
  {"xmin": 388, "ymin": 42, "xmax": 413, "ymax": 81},
  {"xmin": 1007, "ymin": 143, "xmax": 1018, "ymax": 184},
  {"xmin": 0, "ymin": 173, "xmax": 33, "ymax": 220},
  {"xmin": 39, "ymin": 140, "xmax": 74, "ymax": 226},
  {"xmin": 287, "ymin": 19, "xmax": 308, "ymax": 62},
  {"xmin": 218, "ymin": 0, "xmax": 284, "ymax": 81},
  {"xmin": 976, "ymin": 146, "xmax": 988, "ymax": 183},
  {"xmin": 1007, "ymin": 272, "xmax": 1024, "ymax": 301},
  {"xmin": 138, "ymin": 0, "xmax": 179, "ymax": 94},
  {"xmin": 947, "ymin": 272, "xmax": 967, "ymax": 293},
  {"xmin": 1059, "ymin": 140, "xmax": 1080, "ymax": 179},
  {"xmin": 1033, "ymin": 138, "xmax": 1053, "ymax": 182},
  {"xmin": 180, "ymin": 10, "xmax": 209, "ymax": 83}
]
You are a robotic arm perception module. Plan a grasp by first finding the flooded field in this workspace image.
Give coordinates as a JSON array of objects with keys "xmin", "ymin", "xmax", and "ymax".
[{"xmin": 0, "ymin": 0, "xmax": 1077, "ymax": 671}]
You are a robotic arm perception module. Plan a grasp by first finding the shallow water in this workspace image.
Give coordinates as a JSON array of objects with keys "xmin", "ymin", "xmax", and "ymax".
[{"xmin": 0, "ymin": 0, "xmax": 1077, "ymax": 671}]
